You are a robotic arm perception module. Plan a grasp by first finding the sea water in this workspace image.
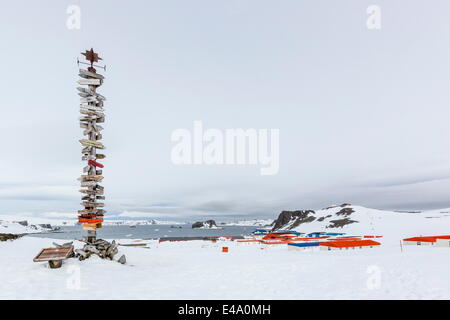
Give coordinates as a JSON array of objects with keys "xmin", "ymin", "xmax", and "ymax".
[{"xmin": 26, "ymin": 224, "xmax": 257, "ymax": 240}]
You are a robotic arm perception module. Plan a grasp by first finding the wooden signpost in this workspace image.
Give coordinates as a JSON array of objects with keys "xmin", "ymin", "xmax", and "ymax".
[
  {"xmin": 32, "ymin": 49, "xmax": 128, "ymax": 268},
  {"xmin": 77, "ymin": 48, "xmax": 106, "ymax": 243}
]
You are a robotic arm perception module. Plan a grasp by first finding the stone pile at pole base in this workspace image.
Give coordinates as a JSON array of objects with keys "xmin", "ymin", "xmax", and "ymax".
[{"xmin": 75, "ymin": 239, "xmax": 126, "ymax": 264}]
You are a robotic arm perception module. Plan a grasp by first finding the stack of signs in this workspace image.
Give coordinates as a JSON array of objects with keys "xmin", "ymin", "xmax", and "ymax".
[{"xmin": 77, "ymin": 67, "xmax": 106, "ymax": 232}]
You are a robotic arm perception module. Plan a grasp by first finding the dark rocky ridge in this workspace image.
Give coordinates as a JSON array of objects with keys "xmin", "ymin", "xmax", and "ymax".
[
  {"xmin": 335, "ymin": 207, "xmax": 354, "ymax": 217},
  {"xmin": 272, "ymin": 210, "xmax": 316, "ymax": 231},
  {"xmin": 317, "ymin": 215, "xmax": 332, "ymax": 222},
  {"xmin": 323, "ymin": 203, "xmax": 352, "ymax": 210},
  {"xmin": 326, "ymin": 218, "xmax": 358, "ymax": 228},
  {"xmin": 271, "ymin": 204, "xmax": 358, "ymax": 231}
]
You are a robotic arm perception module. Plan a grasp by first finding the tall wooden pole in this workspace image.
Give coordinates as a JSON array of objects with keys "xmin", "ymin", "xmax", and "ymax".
[{"xmin": 77, "ymin": 48, "xmax": 106, "ymax": 243}]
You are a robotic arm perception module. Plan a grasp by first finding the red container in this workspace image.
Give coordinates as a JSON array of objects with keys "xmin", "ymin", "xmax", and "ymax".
[{"xmin": 222, "ymin": 247, "xmax": 229, "ymax": 253}]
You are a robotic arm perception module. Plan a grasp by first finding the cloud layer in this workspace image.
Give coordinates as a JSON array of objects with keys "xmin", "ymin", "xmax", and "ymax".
[{"xmin": 2, "ymin": 1, "xmax": 450, "ymax": 221}]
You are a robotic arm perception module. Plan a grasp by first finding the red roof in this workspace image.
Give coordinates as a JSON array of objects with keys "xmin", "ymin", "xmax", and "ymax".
[
  {"xmin": 288, "ymin": 237, "xmax": 327, "ymax": 242},
  {"xmin": 288, "ymin": 236, "xmax": 329, "ymax": 241},
  {"xmin": 262, "ymin": 240, "xmax": 293, "ymax": 245},
  {"xmin": 327, "ymin": 237, "xmax": 361, "ymax": 241},
  {"xmin": 403, "ymin": 235, "xmax": 450, "ymax": 243},
  {"xmin": 320, "ymin": 239, "xmax": 381, "ymax": 248},
  {"xmin": 262, "ymin": 233, "xmax": 295, "ymax": 240}
]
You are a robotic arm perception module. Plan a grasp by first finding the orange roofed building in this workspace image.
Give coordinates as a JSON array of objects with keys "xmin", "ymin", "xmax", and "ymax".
[
  {"xmin": 403, "ymin": 235, "xmax": 450, "ymax": 247},
  {"xmin": 320, "ymin": 239, "xmax": 381, "ymax": 251}
]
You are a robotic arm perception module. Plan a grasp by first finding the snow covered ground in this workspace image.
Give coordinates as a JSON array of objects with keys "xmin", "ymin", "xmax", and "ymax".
[
  {"xmin": 1, "ymin": 205, "xmax": 449, "ymax": 299},
  {"xmin": 0, "ymin": 235, "xmax": 449, "ymax": 299}
]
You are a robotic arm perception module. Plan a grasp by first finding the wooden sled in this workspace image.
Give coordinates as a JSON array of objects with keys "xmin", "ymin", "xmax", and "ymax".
[{"xmin": 33, "ymin": 246, "xmax": 74, "ymax": 269}]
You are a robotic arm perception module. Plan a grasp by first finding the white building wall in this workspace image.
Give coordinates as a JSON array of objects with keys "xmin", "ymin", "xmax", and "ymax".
[
  {"xmin": 403, "ymin": 241, "xmax": 433, "ymax": 246},
  {"xmin": 436, "ymin": 239, "xmax": 450, "ymax": 247}
]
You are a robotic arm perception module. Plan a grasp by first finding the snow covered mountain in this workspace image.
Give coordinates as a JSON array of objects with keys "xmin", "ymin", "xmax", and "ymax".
[
  {"xmin": 271, "ymin": 203, "xmax": 450, "ymax": 238},
  {"xmin": 103, "ymin": 220, "xmax": 185, "ymax": 226},
  {"xmin": 0, "ymin": 220, "xmax": 53, "ymax": 235},
  {"xmin": 221, "ymin": 219, "xmax": 274, "ymax": 227}
]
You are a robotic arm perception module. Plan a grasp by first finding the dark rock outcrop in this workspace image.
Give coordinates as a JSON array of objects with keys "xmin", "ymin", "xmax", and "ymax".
[
  {"xmin": 0, "ymin": 234, "xmax": 20, "ymax": 241},
  {"xmin": 335, "ymin": 207, "xmax": 354, "ymax": 217},
  {"xmin": 326, "ymin": 218, "xmax": 358, "ymax": 228},
  {"xmin": 192, "ymin": 220, "xmax": 217, "ymax": 229},
  {"xmin": 272, "ymin": 210, "xmax": 316, "ymax": 231},
  {"xmin": 323, "ymin": 203, "xmax": 352, "ymax": 210},
  {"xmin": 269, "ymin": 204, "xmax": 361, "ymax": 231},
  {"xmin": 38, "ymin": 224, "xmax": 53, "ymax": 230}
]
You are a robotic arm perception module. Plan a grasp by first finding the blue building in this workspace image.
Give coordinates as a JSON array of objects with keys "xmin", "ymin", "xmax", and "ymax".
[
  {"xmin": 306, "ymin": 232, "xmax": 327, "ymax": 238},
  {"xmin": 252, "ymin": 229, "xmax": 269, "ymax": 235},
  {"xmin": 273, "ymin": 230, "xmax": 304, "ymax": 236},
  {"xmin": 287, "ymin": 242, "xmax": 320, "ymax": 251}
]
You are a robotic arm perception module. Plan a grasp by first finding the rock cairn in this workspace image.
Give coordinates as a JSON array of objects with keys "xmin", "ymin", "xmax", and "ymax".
[
  {"xmin": 74, "ymin": 239, "xmax": 126, "ymax": 264},
  {"xmin": 52, "ymin": 240, "xmax": 126, "ymax": 264}
]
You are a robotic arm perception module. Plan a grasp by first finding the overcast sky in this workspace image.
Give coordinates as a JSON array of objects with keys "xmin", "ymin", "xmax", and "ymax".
[{"xmin": 1, "ymin": 0, "xmax": 450, "ymax": 221}]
